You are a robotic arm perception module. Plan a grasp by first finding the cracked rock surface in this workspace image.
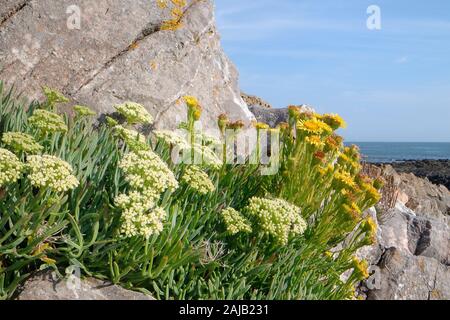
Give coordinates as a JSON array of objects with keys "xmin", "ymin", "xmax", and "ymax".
[
  {"xmin": 0, "ymin": 0, "xmax": 254, "ymax": 130},
  {"xmin": 359, "ymin": 167, "xmax": 450, "ymax": 300},
  {"xmin": 16, "ymin": 271, "xmax": 153, "ymax": 300}
]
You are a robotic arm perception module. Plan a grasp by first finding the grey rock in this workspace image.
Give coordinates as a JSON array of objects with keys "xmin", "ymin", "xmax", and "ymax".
[
  {"xmin": 16, "ymin": 271, "xmax": 153, "ymax": 300},
  {"xmin": 241, "ymin": 92, "xmax": 272, "ymax": 109},
  {"xmin": 378, "ymin": 204, "xmax": 449, "ymax": 265},
  {"xmin": 0, "ymin": 0, "xmax": 29, "ymax": 24},
  {"xmin": 381, "ymin": 165, "xmax": 450, "ymax": 221},
  {"xmin": 249, "ymin": 104, "xmax": 314, "ymax": 128},
  {"xmin": 363, "ymin": 167, "xmax": 450, "ymax": 300},
  {"xmin": 367, "ymin": 248, "xmax": 449, "ymax": 300},
  {"xmin": 0, "ymin": 0, "xmax": 255, "ymax": 130}
]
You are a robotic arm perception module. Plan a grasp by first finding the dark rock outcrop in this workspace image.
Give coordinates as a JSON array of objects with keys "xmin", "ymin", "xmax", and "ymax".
[
  {"xmin": 241, "ymin": 92, "xmax": 272, "ymax": 109},
  {"xmin": 249, "ymin": 104, "xmax": 314, "ymax": 128},
  {"xmin": 387, "ymin": 160, "xmax": 450, "ymax": 190}
]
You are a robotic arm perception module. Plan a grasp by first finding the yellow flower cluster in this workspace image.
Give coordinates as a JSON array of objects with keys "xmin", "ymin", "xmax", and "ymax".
[
  {"xmin": 297, "ymin": 118, "xmax": 332, "ymax": 135},
  {"xmin": 342, "ymin": 202, "xmax": 362, "ymax": 222},
  {"xmin": 184, "ymin": 96, "xmax": 202, "ymax": 121},
  {"xmin": 351, "ymin": 257, "xmax": 369, "ymax": 280},
  {"xmin": 218, "ymin": 114, "xmax": 229, "ymax": 135},
  {"xmin": 28, "ymin": 109, "xmax": 68, "ymax": 134},
  {"xmin": 333, "ymin": 170, "xmax": 357, "ymax": 190},
  {"xmin": 182, "ymin": 166, "xmax": 216, "ymax": 195},
  {"xmin": 0, "ymin": 148, "xmax": 24, "ymax": 187},
  {"xmin": 361, "ymin": 217, "xmax": 377, "ymax": 245},
  {"xmin": 221, "ymin": 207, "xmax": 252, "ymax": 235},
  {"xmin": 114, "ymin": 125, "xmax": 150, "ymax": 152},
  {"xmin": 357, "ymin": 177, "xmax": 382, "ymax": 207},
  {"xmin": 319, "ymin": 113, "xmax": 347, "ymax": 130},
  {"xmin": 27, "ymin": 155, "xmax": 79, "ymax": 192},
  {"xmin": 254, "ymin": 122, "xmax": 270, "ymax": 130},
  {"xmin": 114, "ymin": 102, "xmax": 153, "ymax": 125},
  {"xmin": 115, "ymin": 150, "xmax": 178, "ymax": 238},
  {"xmin": 73, "ymin": 105, "xmax": 96, "ymax": 117},
  {"xmin": 305, "ymin": 135, "xmax": 324, "ymax": 148},
  {"xmin": 324, "ymin": 134, "xmax": 343, "ymax": 152},
  {"xmin": 247, "ymin": 197, "xmax": 308, "ymax": 245},
  {"xmin": 2, "ymin": 132, "xmax": 43, "ymax": 154}
]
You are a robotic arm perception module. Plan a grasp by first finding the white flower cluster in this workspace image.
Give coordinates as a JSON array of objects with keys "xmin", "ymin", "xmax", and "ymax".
[
  {"xmin": 119, "ymin": 150, "xmax": 178, "ymax": 193},
  {"xmin": 154, "ymin": 130, "xmax": 190, "ymax": 148},
  {"xmin": 198, "ymin": 145, "xmax": 222, "ymax": 169},
  {"xmin": 221, "ymin": 207, "xmax": 252, "ymax": 235},
  {"xmin": 247, "ymin": 197, "xmax": 307, "ymax": 245},
  {"xmin": 115, "ymin": 191, "xmax": 166, "ymax": 238},
  {"xmin": 0, "ymin": 148, "xmax": 24, "ymax": 187},
  {"xmin": 2, "ymin": 132, "xmax": 43, "ymax": 154},
  {"xmin": 153, "ymin": 130, "xmax": 222, "ymax": 169},
  {"xmin": 114, "ymin": 102, "xmax": 153, "ymax": 125},
  {"xmin": 27, "ymin": 155, "xmax": 79, "ymax": 192},
  {"xmin": 182, "ymin": 166, "xmax": 216, "ymax": 195},
  {"xmin": 199, "ymin": 132, "xmax": 222, "ymax": 147},
  {"xmin": 115, "ymin": 150, "xmax": 178, "ymax": 239},
  {"xmin": 114, "ymin": 125, "xmax": 150, "ymax": 152},
  {"xmin": 28, "ymin": 109, "xmax": 68, "ymax": 134}
]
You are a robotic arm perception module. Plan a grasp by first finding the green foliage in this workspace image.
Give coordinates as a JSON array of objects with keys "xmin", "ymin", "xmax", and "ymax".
[{"xmin": 0, "ymin": 82, "xmax": 379, "ymax": 300}]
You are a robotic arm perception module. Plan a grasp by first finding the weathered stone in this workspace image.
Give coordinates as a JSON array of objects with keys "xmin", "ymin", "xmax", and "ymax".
[
  {"xmin": 367, "ymin": 248, "xmax": 450, "ymax": 300},
  {"xmin": 0, "ymin": 0, "xmax": 29, "ymax": 24},
  {"xmin": 381, "ymin": 165, "xmax": 450, "ymax": 221},
  {"xmin": 363, "ymin": 166, "xmax": 450, "ymax": 300},
  {"xmin": 0, "ymin": 0, "xmax": 255, "ymax": 130},
  {"xmin": 16, "ymin": 271, "xmax": 153, "ymax": 300},
  {"xmin": 241, "ymin": 92, "xmax": 272, "ymax": 109},
  {"xmin": 249, "ymin": 104, "xmax": 314, "ymax": 128}
]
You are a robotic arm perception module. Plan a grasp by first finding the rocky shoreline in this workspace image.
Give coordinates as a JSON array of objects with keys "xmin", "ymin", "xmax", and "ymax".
[{"xmin": 375, "ymin": 160, "xmax": 450, "ymax": 190}]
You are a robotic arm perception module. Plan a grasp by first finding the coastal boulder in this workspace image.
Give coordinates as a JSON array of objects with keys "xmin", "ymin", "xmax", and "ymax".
[
  {"xmin": 16, "ymin": 271, "xmax": 153, "ymax": 300},
  {"xmin": 361, "ymin": 167, "xmax": 450, "ymax": 300},
  {"xmin": 249, "ymin": 104, "xmax": 314, "ymax": 128},
  {"xmin": 367, "ymin": 248, "xmax": 450, "ymax": 300},
  {"xmin": 0, "ymin": 0, "xmax": 255, "ymax": 130}
]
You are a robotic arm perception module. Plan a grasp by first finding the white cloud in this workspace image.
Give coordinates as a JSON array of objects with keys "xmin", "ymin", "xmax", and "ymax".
[{"xmin": 395, "ymin": 56, "xmax": 409, "ymax": 64}]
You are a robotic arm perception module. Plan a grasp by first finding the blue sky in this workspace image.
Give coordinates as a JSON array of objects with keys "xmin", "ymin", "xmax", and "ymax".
[{"xmin": 215, "ymin": 0, "xmax": 450, "ymax": 142}]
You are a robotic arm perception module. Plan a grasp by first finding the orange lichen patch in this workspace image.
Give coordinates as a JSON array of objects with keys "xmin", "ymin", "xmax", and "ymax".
[
  {"xmin": 158, "ymin": 0, "xmax": 188, "ymax": 31},
  {"xmin": 157, "ymin": 0, "xmax": 168, "ymax": 9},
  {"xmin": 150, "ymin": 61, "xmax": 158, "ymax": 71},
  {"xmin": 129, "ymin": 42, "xmax": 139, "ymax": 50}
]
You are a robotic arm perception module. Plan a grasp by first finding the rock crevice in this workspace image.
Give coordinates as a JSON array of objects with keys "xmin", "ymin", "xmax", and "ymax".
[{"xmin": 0, "ymin": 0, "xmax": 31, "ymax": 28}]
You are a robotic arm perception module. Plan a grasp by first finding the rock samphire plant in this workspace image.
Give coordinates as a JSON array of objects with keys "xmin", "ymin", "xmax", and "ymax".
[{"xmin": 0, "ymin": 82, "xmax": 380, "ymax": 300}]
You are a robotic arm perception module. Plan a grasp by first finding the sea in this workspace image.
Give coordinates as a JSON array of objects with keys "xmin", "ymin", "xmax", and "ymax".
[{"xmin": 347, "ymin": 142, "xmax": 450, "ymax": 163}]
